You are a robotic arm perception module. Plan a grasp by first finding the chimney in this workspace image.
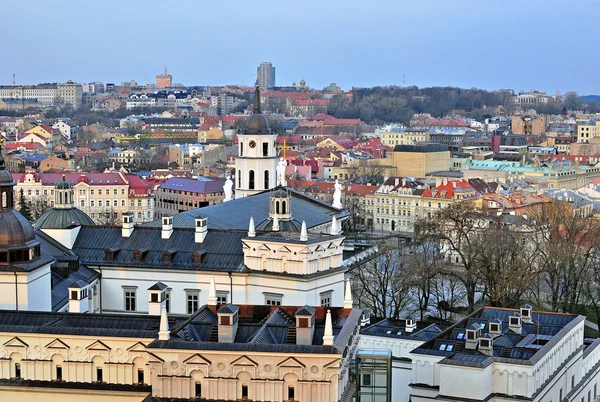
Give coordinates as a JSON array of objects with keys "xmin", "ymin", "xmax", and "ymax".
[
  {"xmin": 161, "ymin": 215, "xmax": 173, "ymax": 240},
  {"xmin": 465, "ymin": 323, "xmax": 482, "ymax": 350},
  {"xmin": 509, "ymin": 313, "xmax": 522, "ymax": 334},
  {"xmin": 195, "ymin": 217, "xmax": 208, "ymax": 243},
  {"xmin": 217, "ymin": 304, "xmax": 239, "ymax": 343},
  {"xmin": 520, "ymin": 304, "xmax": 533, "ymax": 323},
  {"xmin": 68, "ymin": 283, "xmax": 88, "ymax": 313},
  {"xmin": 148, "ymin": 282, "xmax": 167, "ymax": 316},
  {"xmin": 272, "ymin": 214, "xmax": 279, "ymax": 231},
  {"xmin": 295, "ymin": 305, "xmax": 316, "ymax": 345},
  {"xmin": 207, "ymin": 276, "xmax": 217, "ymax": 311},
  {"xmin": 478, "ymin": 333, "xmax": 493, "ymax": 356},
  {"xmin": 248, "ymin": 217, "xmax": 256, "ymax": 237},
  {"xmin": 344, "ymin": 278, "xmax": 353, "ymax": 309},
  {"xmin": 404, "ymin": 317, "xmax": 417, "ymax": 333},
  {"xmin": 122, "ymin": 212, "xmax": 134, "ymax": 238},
  {"xmin": 323, "ymin": 309, "xmax": 334, "ymax": 346},
  {"xmin": 488, "ymin": 318, "xmax": 502, "ymax": 336},
  {"xmin": 300, "ymin": 220, "xmax": 308, "ymax": 242},
  {"xmin": 158, "ymin": 304, "xmax": 170, "ymax": 341}
]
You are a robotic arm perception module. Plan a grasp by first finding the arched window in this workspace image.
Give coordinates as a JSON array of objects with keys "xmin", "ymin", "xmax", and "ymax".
[
  {"xmin": 59, "ymin": 192, "xmax": 63, "ymax": 204},
  {"xmin": 276, "ymin": 201, "xmax": 280, "ymax": 214},
  {"xmin": 264, "ymin": 170, "xmax": 269, "ymax": 189},
  {"xmin": 238, "ymin": 170, "xmax": 242, "ymax": 188},
  {"xmin": 282, "ymin": 200, "xmax": 287, "ymax": 214},
  {"xmin": 1, "ymin": 192, "xmax": 6, "ymax": 208},
  {"xmin": 249, "ymin": 170, "xmax": 255, "ymax": 190}
]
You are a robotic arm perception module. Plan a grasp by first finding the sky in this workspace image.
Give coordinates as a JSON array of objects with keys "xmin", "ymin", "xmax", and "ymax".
[{"xmin": 1, "ymin": 0, "xmax": 599, "ymax": 94}]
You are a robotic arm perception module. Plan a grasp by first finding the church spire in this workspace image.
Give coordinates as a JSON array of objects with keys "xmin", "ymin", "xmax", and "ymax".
[{"xmin": 253, "ymin": 85, "xmax": 262, "ymax": 114}]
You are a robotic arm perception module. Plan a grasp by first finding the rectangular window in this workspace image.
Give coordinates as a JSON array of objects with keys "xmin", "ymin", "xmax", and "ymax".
[
  {"xmin": 263, "ymin": 142, "xmax": 269, "ymax": 157},
  {"xmin": 320, "ymin": 291, "xmax": 332, "ymax": 307},
  {"xmin": 242, "ymin": 384, "xmax": 249, "ymax": 399},
  {"xmin": 56, "ymin": 366, "xmax": 63, "ymax": 381},
  {"xmin": 216, "ymin": 291, "xmax": 228, "ymax": 304},
  {"xmin": 195, "ymin": 383, "xmax": 202, "ymax": 397},
  {"xmin": 14, "ymin": 363, "xmax": 20, "ymax": 378},
  {"xmin": 70, "ymin": 290, "xmax": 78, "ymax": 300},
  {"xmin": 150, "ymin": 293, "xmax": 159, "ymax": 303},
  {"xmin": 165, "ymin": 290, "xmax": 171, "ymax": 313},
  {"xmin": 125, "ymin": 289, "xmax": 136, "ymax": 311},
  {"xmin": 96, "ymin": 367, "xmax": 103, "ymax": 382},
  {"xmin": 265, "ymin": 294, "xmax": 283, "ymax": 306},
  {"xmin": 137, "ymin": 369, "xmax": 144, "ymax": 384},
  {"xmin": 298, "ymin": 318, "xmax": 309, "ymax": 328},
  {"xmin": 288, "ymin": 386, "xmax": 295, "ymax": 400},
  {"xmin": 187, "ymin": 291, "xmax": 199, "ymax": 314}
]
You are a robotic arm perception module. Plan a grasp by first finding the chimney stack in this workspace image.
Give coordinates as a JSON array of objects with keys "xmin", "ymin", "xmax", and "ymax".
[
  {"xmin": 122, "ymin": 212, "xmax": 134, "ymax": 238},
  {"xmin": 217, "ymin": 304, "xmax": 239, "ymax": 343},
  {"xmin": 520, "ymin": 304, "xmax": 533, "ymax": 323},
  {"xmin": 479, "ymin": 333, "xmax": 493, "ymax": 356},
  {"xmin": 161, "ymin": 215, "xmax": 173, "ymax": 240},
  {"xmin": 195, "ymin": 217, "xmax": 208, "ymax": 243},
  {"xmin": 68, "ymin": 283, "xmax": 88, "ymax": 313},
  {"xmin": 148, "ymin": 282, "xmax": 167, "ymax": 316},
  {"xmin": 295, "ymin": 305, "xmax": 316, "ymax": 345},
  {"xmin": 509, "ymin": 313, "xmax": 522, "ymax": 334}
]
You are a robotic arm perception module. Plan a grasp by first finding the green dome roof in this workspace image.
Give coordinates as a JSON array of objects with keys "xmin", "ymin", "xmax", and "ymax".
[{"xmin": 34, "ymin": 207, "xmax": 95, "ymax": 230}]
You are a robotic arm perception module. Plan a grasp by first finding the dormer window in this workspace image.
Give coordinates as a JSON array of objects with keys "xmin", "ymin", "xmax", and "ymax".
[
  {"xmin": 133, "ymin": 248, "xmax": 149, "ymax": 263},
  {"xmin": 490, "ymin": 323, "xmax": 500, "ymax": 332},
  {"xmin": 480, "ymin": 339, "xmax": 490, "ymax": 348},
  {"xmin": 510, "ymin": 316, "xmax": 520, "ymax": 326}
]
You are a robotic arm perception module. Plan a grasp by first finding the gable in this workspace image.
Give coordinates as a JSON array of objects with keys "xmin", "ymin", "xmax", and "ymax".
[
  {"xmin": 183, "ymin": 353, "xmax": 212, "ymax": 365},
  {"xmin": 127, "ymin": 341, "xmax": 147, "ymax": 352},
  {"xmin": 86, "ymin": 340, "xmax": 111, "ymax": 351},
  {"xmin": 3, "ymin": 337, "xmax": 28, "ymax": 348},
  {"xmin": 323, "ymin": 358, "xmax": 340, "ymax": 370},
  {"xmin": 45, "ymin": 338, "xmax": 70, "ymax": 349},
  {"xmin": 277, "ymin": 356, "xmax": 306, "ymax": 368},
  {"xmin": 231, "ymin": 355, "xmax": 258, "ymax": 367}
]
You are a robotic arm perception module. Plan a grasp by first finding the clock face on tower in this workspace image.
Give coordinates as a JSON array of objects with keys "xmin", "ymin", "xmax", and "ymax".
[{"xmin": 249, "ymin": 140, "xmax": 257, "ymax": 148}]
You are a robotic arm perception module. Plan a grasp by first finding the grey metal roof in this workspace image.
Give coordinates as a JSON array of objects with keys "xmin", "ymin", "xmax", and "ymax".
[
  {"xmin": 360, "ymin": 318, "xmax": 442, "ymax": 341},
  {"xmin": 141, "ymin": 187, "xmax": 349, "ymax": 230},
  {"xmin": 159, "ymin": 177, "xmax": 226, "ymax": 194},
  {"xmin": 0, "ymin": 310, "xmax": 182, "ymax": 338},
  {"xmin": 148, "ymin": 282, "xmax": 168, "ymax": 291},
  {"xmin": 217, "ymin": 304, "xmax": 239, "ymax": 314},
  {"xmin": 296, "ymin": 305, "xmax": 316, "ymax": 316},
  {"xmin": 34, "ymin": 207, "xmax": 95, "ymax": 229},
  {"xmin": 72, "ymin": 226, "xmax": 247, "ymax": 272}
]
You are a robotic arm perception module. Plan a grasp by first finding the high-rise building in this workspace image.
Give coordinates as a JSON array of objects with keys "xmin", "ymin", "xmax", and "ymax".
[
  {"xmin": 156, "ymin": 66, "xmax": 172, "ymax": 88},
  {"xmin": 257, "ymin": 62, "xmax": 276, "ymax": 88}
]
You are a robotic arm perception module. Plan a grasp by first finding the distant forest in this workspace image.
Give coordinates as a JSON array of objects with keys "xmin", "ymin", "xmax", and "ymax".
[{"xmin": 327, "ymin": 86, "xmax": 600, "ymax": 125}]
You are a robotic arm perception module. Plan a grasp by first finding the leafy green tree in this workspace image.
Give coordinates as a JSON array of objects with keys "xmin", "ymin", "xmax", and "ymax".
[{"xmin": 18, "ymin": 189, "xmax": 33, "ymax": 221}]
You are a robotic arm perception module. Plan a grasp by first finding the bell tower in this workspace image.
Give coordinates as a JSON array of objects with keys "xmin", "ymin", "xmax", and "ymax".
[{"xmin": 235, "ymin": 86, "xmax": 278, "ymax": 198}]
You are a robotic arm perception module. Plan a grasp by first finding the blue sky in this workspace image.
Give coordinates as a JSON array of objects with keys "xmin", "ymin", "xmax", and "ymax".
[{"xmin": 1, "ymin": 0, "xmax": 598, "ymax": 94}]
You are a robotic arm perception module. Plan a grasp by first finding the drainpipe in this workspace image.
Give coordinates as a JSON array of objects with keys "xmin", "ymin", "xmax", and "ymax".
[
  {"xmin": 14, "ymin": 272, "xmax": 18, "ymax": 311},
  {"xmin": 228, "ymin": 271, "xmax": 233, "ymax": 304}
]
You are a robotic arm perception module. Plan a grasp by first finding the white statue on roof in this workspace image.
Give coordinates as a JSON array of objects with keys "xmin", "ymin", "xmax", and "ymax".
[
  {"xmin": 277, "ymin": 157, "xmax": 287, "ymax": 187},
  {"xmin": 223, "ymin": 175, "xmax": 233, "ymax": 202},
  {"xmin": 333, "ymin": 179, "xmax": 342, "ymax": 209}
]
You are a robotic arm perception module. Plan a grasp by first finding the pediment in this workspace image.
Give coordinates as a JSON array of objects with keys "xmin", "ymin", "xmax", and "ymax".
[
  {"xmin": 242, "ymin": 241, "xmax": 251, "ymax": 249},
  {"xmin": 327, "ymin": 242, "xmax": 337, "ymax": 249},
  {"xmin": 277, "ymin": 356, "xmax": 305, "ymax": 368},
  {"xmin": 277, "ymin": 246, "xmax": 292, "ymax": 253},
  {"xmin": 183, "ymin": 353, "xmax": 212, "ymax": 365},
  {"xmin": 257, "ymin": 244, "xmax": 271, "ymax": 251},
  {"xmin": 231, "ymin": 355, "xmax": 258, "ymax": 367},
  {"xmin": 147, "ymin": 351, "xmax": 164, "ymax": 363},
  {"xmin": 323, "ymin": 359, "xmax": 340, "ymax": 370},
  {"xmin": 3, "ymin": 337, "xmax": 28, "ymax": 348},
  {"xmin": 127, "ymin": 341, "xmax": 146, "ymax": 352},
  {"xmin": 315, "ymin": 245, "xmax": 325, "ymax": 252},
  {"xmin": 45, "ymin": 338, "xmax": 69, "ymax": 349},
  {"xmin": 86, "ymin": 340, "xmax": 111, "ymax": 351},
  {"xmin": 298, "ymin": 247, "xmax": 312, "ymax": 255}
]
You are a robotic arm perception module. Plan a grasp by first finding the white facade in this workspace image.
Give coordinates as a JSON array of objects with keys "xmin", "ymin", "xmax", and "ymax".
[
  {"xmin": 0, "ymin": 264, "xmax": 52, "ymax": 311},
  {"xmin": 235, "ymin": 133, "xmax": 278, "ymax": 198},
  {"xmin": 52, "ymin": 121, "xmax": 72, "ymax": 140}
]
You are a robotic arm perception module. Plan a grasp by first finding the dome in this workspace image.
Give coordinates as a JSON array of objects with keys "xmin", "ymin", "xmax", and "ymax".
[
  {"xmin": 0, "ymin": 209, "xmax": 35, "ymax": 246},
  {"xmin": 56, "ymin": 176, "xmax": 72, "ymax": 189},
  {"xmin": 243, "ymin": 113, "xmax": 271, "ymax": 135},
  {"xmin": 34, "ymin": 207, "xmax": 95, "ymax": 230},
  {"xmin": 241, "ymin": 85, "xmax": 271, "ymax": 135},
  {"xmin": 0, "ymin": 169, "xmax": 14, "ymax": 186}
]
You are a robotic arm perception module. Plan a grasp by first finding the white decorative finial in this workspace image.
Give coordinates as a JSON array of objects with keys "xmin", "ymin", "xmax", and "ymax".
[
  {"xmin": 332, "ymin": 179, "xmax": 342, "ymax": 209},
  {"xmin": 323, "ymin": 309, "xmax": 334, "ymax": 346},
  {"xmin": 330, "ymin": 215, "xmax": 338, "ymax": 235},
  {"xmin": 158, "ymin": 304, "xmax": 170, "ymax": 341},
  {"xmin": 344, "ymin": 278, "xmax": 353, "ymax": 309},
  {"xmin": 248, "ymin": 217, "xmax": 256, "ymax": 237},
  {"xmin": 273, "ymin": 213, "xmax": 279, "ymax": 231},
  {"xmin": 300, "ymin": 220, "xmax": 308, "ymax": 242},
  {"xmin": 208, "ymin": 276, "xmax": 217, "ymax": 306}
]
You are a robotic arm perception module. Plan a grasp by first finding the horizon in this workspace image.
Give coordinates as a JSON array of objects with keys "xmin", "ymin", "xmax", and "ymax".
[{"xmin": 1, "ymin": 0, "xmax": 599, "ymax": 95}]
